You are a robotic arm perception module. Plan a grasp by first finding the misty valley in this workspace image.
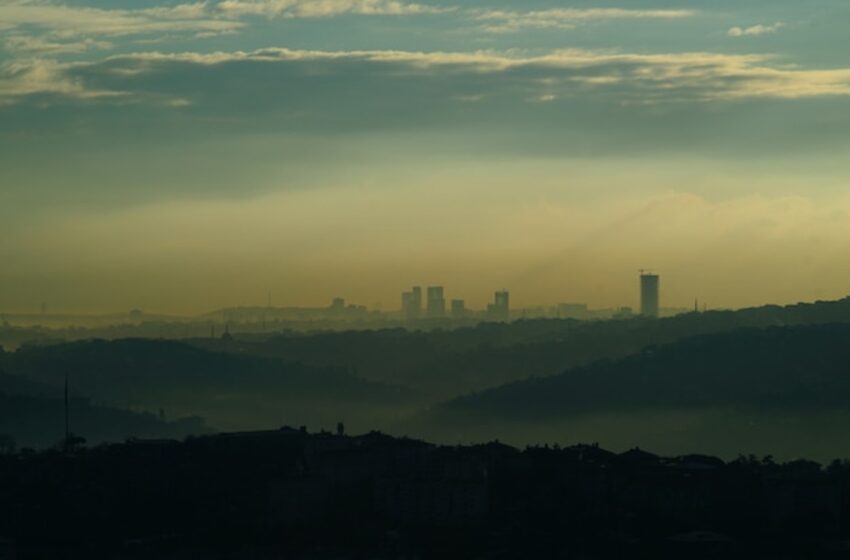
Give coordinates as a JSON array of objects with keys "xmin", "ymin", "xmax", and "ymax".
[{"xmin": 4, "ymin": 297, "xmax": 850, "ymax": 459}]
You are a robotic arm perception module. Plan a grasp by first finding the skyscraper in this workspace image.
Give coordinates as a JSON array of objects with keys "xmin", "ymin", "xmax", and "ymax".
[
  {"xmin": 411, "ymin": 286, "xmax": 422, "ymax": 318},
  {"xmin": 451, "ymin": 299, "xmax": 466, "ymax": 319},
  {"xmin": 640, "ymin": 272, "xmax": 660, "ymax": 318},
  {"xmin": 488, "ymin": 290, "xmax": 510, "ymax": 321},
  {"xmin": 426, "ymin": 286, "xmax": 445, "ymax": 318},
  {"xmin": 401, "ymin": 291, "xmax": 413, "ymax": 319},
  {"xmin": 402, "ymin": 286, "xmax": 423, "ymax": 321}
]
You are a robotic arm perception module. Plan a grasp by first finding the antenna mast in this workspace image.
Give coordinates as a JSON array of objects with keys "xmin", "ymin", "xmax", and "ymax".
[{"xmin": 64, "ymin": 371, "xmax": 70, "ymax": 445}]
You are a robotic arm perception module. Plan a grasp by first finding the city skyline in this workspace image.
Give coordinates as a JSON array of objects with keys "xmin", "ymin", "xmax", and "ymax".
[
  {"xmin": 3, "ymin": 0, "xmax": 850, "ymax": 314},
  {"xmin": 1, "ymin": 271, "xmax": 714, "ymax": 320},
  {"xmin": 0, "ymin": 267, "xmax": 824, "ymax": 318}
]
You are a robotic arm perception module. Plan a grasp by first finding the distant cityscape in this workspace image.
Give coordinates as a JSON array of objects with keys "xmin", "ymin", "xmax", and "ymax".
[
  {"xmin": 0, "ymin": 272, "xmax": 694, "ymax": 335},
  {"xmin": 270, "ymin": 271, "xmax": 671, "ymax": 324}
]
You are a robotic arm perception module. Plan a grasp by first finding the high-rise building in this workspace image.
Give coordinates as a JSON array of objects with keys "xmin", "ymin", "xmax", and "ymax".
[
  {"xmin": 451, "ymin": 299, "xmax": 466, "ymax": 319},
  {"xmin": 426, "ymin": 286, "xmax": 445, "ymax": 318},
  {"xmin": 411, "ymin": 286, "xmax": 422, "ymax": 318},
  {"xmin": 488, "ymin": 290, "xmax": 510, "ymax": 321},
  {"xmin": 402, "ymin": 286, "xmax": 422, "ymax": 321},
  {"xmin": 640, "ymin": 273, "xmax": 660, "ymax": 318},
  {"xmin": 401, "ymin": 291, "xmax": 413, "ymax": 319}
]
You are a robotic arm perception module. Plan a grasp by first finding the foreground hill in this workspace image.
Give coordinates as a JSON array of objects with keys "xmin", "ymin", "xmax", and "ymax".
[
  {"xmin": 0, "ymin": 339, "xmax": 416, "ymax": 434},
  {"xmin": 417, "ymin": 324, "xmax": 850, "ymax": 460},
  {"xmin": 1, "ymin": 428, "xmax": 848, "ymax": 559}
]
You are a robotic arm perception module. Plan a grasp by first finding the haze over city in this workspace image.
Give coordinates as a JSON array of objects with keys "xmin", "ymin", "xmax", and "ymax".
[{"xmin": 3, "ymin": 0, "xmax": 850, "ymax": 314}]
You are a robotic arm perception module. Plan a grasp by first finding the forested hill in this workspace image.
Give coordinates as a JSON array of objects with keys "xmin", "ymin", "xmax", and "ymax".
[
  {"xmin": 0, "ymin": 389, "xmax": 207, "ymax": 449},
  {"xmin": 0, "ymin": 339, "xmax": 417, "ymax": 436},
  {"xmin": 410, "ymin": 323, "xmax": 850, "ymax": 460},
  {"xmin": 0, "ymin": 338, "xmax": 411, "ymax": 404},
  {"xmin": 5, "ymin": 298, "xmax": 850, "ymax": 451},
  {"xmin": 439, "ymin": 323, "xmax": 850, "ymax": 417},
  {"xmin": 189, "ymin": 296, "xmax": 850, "ymax": 399}
]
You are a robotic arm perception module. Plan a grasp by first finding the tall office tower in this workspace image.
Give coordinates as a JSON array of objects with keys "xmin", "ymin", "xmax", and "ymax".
[
  {"xmin": 640, "ymin": 272, "xmax": 660, "ymax": 318},
  {"xmin": 401, "ymin": 291, "xmax": 414, "ymax": 320},
  {"xmin": 426, "ymin": 286, "xmax": 446, "ymax": 318},
  {"xmin": 451, "ymin": 299, "xmax": 466, "ymax": 319},
  {"xmin": 411, "ymin": 286, "xmax": 422, "ymax": 320},
  {"xmin": 488, "ymin": 290, "xmax": 510, "ymax": 321}
]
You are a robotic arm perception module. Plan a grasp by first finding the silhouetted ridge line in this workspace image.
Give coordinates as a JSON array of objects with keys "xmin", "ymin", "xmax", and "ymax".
[
  {"xmin": 0, "ymin": 428, "xmax": 848, "ymax": 558},
  {"xmin": 440, "ymin": 323, "xmax": 850, "ymax": 415}
]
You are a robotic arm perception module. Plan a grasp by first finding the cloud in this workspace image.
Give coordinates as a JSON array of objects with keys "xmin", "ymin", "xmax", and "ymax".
[
  {"xmin": 0, "ymin": 0, "xmax": 452, "ymax": 56},
  {"xmin": 0, "ymin": 59, "xmax": 123, "ymax": 104},
  {"xmin": 0, "ymin": 0, "xmax": 451, "ymax": 35},
  {"xmin": 2, "ymin": 47, "xmax": 850, "ymax": 141},
  {"xmin": 473, "ymin": 8, "xmax": 695, "ymax": 33},
  {"xmin": 215, "ymin": 0, "xmax": 452, "ymax": 18},
  {"xmin": 77, "ymin": 47, "xmax": 850, "ymax": 101},
  {"xmin": 728, "ymin": 23, "xmax": 784, "ymax": 37},
  {"xmin": 4, "ymin": 34, "xmax": 113, "ymax": 54},
  {"xmin": 0, "ymin": 0, "xmax": 243, "ymax": 38}
]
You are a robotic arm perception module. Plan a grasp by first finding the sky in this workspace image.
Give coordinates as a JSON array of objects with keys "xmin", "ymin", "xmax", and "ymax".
[{"xmin": 1, "ymin": 0, "xmax": 850, "ymax": 315}]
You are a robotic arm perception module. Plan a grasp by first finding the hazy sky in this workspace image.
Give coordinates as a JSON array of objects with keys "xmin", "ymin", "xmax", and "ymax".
[{"xmin": 2, "ymin": 0, "xmax": 850, "ymax": 314}]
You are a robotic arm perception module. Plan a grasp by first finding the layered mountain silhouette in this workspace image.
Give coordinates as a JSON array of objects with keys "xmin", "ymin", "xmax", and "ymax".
[
  {"xmin": 439, "ymin": 324, "xmax": 850, "ymax": 416},
  {"xmin": 5, "ymin": 298, "xmax": 850, "ymax": 456},
  {"xmin": 418, "ymin": 323, "xmax": 850, "ymax": 459},
  {"xmin": 0, "ymin": 339, "xmax": 415, "ymax": 436}
]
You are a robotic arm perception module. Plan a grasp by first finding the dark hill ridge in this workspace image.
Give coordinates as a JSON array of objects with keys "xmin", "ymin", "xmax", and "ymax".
[
  {"xmin": 0, "ymin": 391, "xmax": 207, "ymax": 449},
  {"xmin": 440, "ymin": 323, "xmax": 850, "ymax": 417},
  {"xmin": 0, "ymin": 339, "xmax": 418, "ymax": 434},
  {"xmin": 410, "ymin": 323, "xmax": 850, "ymax": 460},
  {"xmin": 6, "ymin": 296, "xmax": 850, "ymax": 403},
  {"xmin": 189, "ymin": 296, "xmax": 850, "ymax": 399},
  {"xmin": 0, "ymin": 338, "xmax": 412, "ymax": 404},
  {"xmin": 0, "ymin": 368, "xmax": 208, "ymax": 448}
]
